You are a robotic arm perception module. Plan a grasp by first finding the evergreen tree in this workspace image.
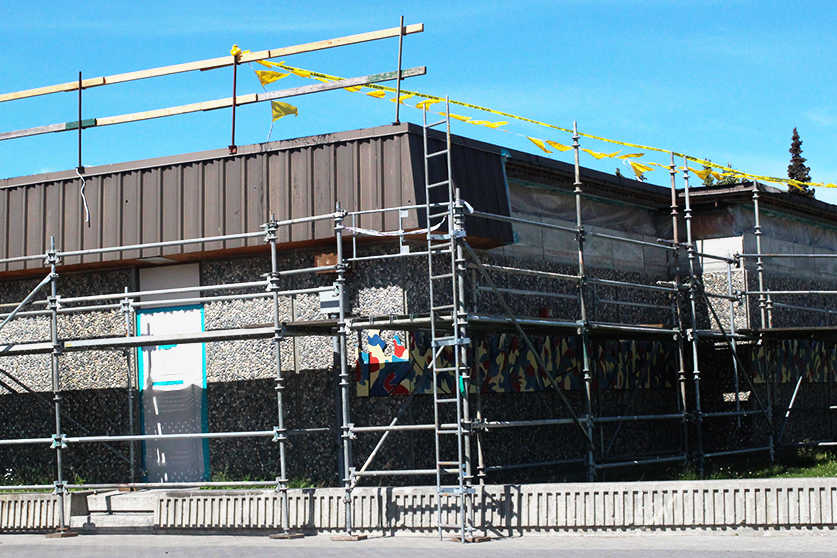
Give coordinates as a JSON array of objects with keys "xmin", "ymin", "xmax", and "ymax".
[{"xmin": 787, "ymin": 127, "xmax": 814, "ymax": 196}]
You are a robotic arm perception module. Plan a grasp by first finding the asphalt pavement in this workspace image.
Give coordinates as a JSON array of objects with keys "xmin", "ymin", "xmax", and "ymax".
[{"xmin": 0, "ymin": 531, "xmax": 836, "ymax": 557}]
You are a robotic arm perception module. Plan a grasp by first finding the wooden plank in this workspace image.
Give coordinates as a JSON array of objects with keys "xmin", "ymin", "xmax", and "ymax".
[
  {"xmin": 0, "ymin": 66, "xmax": 425, "ymax": 143},
  {"xmin": 0, "ymin": 24, "xmax": 423, "ymax": 103}
]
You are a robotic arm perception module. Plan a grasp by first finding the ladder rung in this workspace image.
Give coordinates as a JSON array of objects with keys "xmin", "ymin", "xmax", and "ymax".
[
  {"xmin": 427, "ymin": 180, "xmax": 450, "ymax": 189},
  {"xmin": 430, "ymin": 273, "xmax": 453, "ymax": 280},
  {"xmin": 437, "ymin": 429, "xmax": 460, "ymax": 435},
  {"xmin": 437, "ymin": 461, "xmax": 460, "ymax": 466},
  {"xmin": 426, "ymin": 149, "xmax": 448, "ymax": 159},
  {"xmin": 435, "ymin": 398, "xmax": 458, "ymax": 404},
  {"xmin": 433, "ymin": 366, "xmax": 459, "ymax": 372},
  {"xmin": 432, "ymin": 304, "xmax": 455, "ymax": 311},
  {"xmin": 428, "ymin": 211, "xmax": 451, "ymax": 219},
  {"xmin": 427, "ymin": 119, "xmax": 447, "ymax": 128},
  {"xmin": 429, "ymin": 244, "xmax": 451, "ymax": 252}
]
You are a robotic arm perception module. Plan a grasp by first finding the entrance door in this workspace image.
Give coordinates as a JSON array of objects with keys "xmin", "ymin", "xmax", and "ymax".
[{"xmin": 137, "ymin": 264, "xmax": 208, "ymax": 482}]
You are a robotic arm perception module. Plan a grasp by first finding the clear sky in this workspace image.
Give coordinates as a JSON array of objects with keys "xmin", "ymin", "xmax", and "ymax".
[{"xmin": 1, "ymin": 1, "xmax": 836, "ymax": 204}]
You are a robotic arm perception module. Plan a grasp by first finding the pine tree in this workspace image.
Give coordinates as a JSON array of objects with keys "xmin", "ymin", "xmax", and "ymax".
[{"xmin": 787, "ymin": 127, "xmax": 813, "ymax": 196}]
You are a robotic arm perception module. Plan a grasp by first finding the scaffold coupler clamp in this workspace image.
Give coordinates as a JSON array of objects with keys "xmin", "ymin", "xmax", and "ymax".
[
  {"xmin": 51, "ymin": 433, "xmax": 67, "ymax": 450},
  {"xmin": 471, "ymin": 417, "xmax": 487, "ymax": 433},
  {"xmin": 575, "ymin": 225, "xmax": 585, "ymax": 243},
  {"xmin": 271, "ymin": 426, "xmax": 287, "ymax": 443},
  {"xmin": 685, "ymin": 328, "xmax": 696, "ymax": 342},
  {"xmin": 52, "ymin": 480, "xmax": 68, "ymax": 495},
  {"xmin": 274, "ymin": 475, "xmax": 288, "ymax": 493},
  {"xmin": 120, "ymin": 296, "xmax": 133, "ymax": 315},
  {"xmin": 733, "ymin": 252, "xmax": 742, "ymax": 268},
  {"xmin": 46, "ymin": 294, "xmax": 61, "ymax": 312},
  {"xmin": 44, "ymin": 250, "xmax": 61, "ymax": 268},
  {"xmin": 343, "ymin": 423, "xmax": 356, "ymax": 441},
  {"xmin": 262, "ymin": 218, "xmax": 279, "ymax": 243}
]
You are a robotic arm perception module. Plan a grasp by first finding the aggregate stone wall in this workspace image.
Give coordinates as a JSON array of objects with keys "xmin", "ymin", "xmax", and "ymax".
[{"xmin": 0, "ymin": 242, "xmax": 832, "ymax": 486}]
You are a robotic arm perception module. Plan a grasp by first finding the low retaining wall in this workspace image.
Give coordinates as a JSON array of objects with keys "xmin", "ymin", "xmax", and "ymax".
[
  {"xmin": 0, "ymin": 493, "xmax": 73, "ymax": 531},
  {"xmin": 4, "ymin": 478, "xmax": 836, "ymax": 533},
  {"xmin": 155, "ymin": 478, "xmax": 837, "ymax": 534}
]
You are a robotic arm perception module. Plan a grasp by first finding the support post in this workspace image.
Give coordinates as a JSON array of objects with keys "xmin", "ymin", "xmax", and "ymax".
[
  {"xmin": 572, "ymin": 122, "xmax": 596, "ymax": 481},
  {"xmin": 393, "ymin": 15, "xmax": 404, "ymax": 124},
  {"xmin": 121, "ymin": 288, "xmax": 136, "ymax": 483},
  {"xmin": 265, "ymin": 218, "xmax": 301, "ymax": 539},
  {"xmin": 77, "ymin": 71, "xmax": 83, "ymax": 173},
  {"xmin": 727, "ymin": 262, "xmax": 742, "ymax": 429},
  {"xmin": 332, "ymin": 204, "xmax": 364, "ymax": 541},
  {"xmin": 229, "ymin": 52, "xmax": 239, "ymax": 155},
  {"xmin": 752, "ymin": 186, "xmax": 775, "ymax": 462},
  {"xmin": 45, "ymin": 236, "xmax": 75, "ymax": 538},
  {"xmin": 669, "ymin": 154, "xmax": 690, "ymax": 459},
  {"xmin": 681, "ymin": 162, "xmax": 705, "ymax": 477}
]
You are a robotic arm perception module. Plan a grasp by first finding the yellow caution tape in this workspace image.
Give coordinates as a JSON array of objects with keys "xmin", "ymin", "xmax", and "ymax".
[{"xmin": 257, "ymin": 58, "xmax": 832, "ymax": 191}]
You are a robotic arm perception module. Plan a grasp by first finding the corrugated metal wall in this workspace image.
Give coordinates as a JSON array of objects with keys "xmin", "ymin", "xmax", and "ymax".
[{"xmin": 0, "ymin": 124, "xmax": 513, "ymax": 275}]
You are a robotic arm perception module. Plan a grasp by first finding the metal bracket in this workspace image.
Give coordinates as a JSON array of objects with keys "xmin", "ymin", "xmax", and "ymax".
[
  {"xmin": 271, "ymin": 426, "xmax": 287, "ymax": 443},
  {"xmin": 52, "ymin": 480, "xmax": 67, "ymax": 495},
  {"xmin": 51, "ymin": 433, "xmax": 67, "ymax": 449},
  {"xmin": 46, "ymin": 295, "xmax": 61, "ymax": 312},
  {"xmin": 343, "ymin": 424, "xmax": 357, "ymax": 440},
  {"xmin": 274, "ymin": 476, "xmax": 288, "ymax": 493},
  {"xmin": 262, "ymin": 219, "xmax": 279, "ymax": 243}
]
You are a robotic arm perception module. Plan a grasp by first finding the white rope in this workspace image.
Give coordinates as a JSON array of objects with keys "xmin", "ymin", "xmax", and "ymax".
[
  {"xmin": 76, "ymin": 168, "xmax": 90, "ymax": 224},
  {"xmin": 343, "ymin": 216, "xmax": 447, "ymax": 237}
]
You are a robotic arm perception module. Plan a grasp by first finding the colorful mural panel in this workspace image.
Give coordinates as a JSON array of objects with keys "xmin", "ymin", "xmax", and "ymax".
[{"xmin": 356, "ymin": 331, "xmax": 677, "ymax": 397}]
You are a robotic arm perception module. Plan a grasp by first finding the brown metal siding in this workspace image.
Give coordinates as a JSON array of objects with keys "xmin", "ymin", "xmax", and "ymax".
[{"xmin": 0, "ymin": 125, "xmax": 517, "ymax": 275}]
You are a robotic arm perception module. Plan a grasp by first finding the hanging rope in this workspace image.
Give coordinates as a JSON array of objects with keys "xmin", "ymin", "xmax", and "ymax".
[{"xmin": 76, "ymin": 167, "xmax": 90, "ymax": 225}]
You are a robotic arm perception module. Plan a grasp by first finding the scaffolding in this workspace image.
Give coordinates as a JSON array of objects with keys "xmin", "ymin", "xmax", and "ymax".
[{"xmin": 1, "ymin": 25, "xmax": 836, "ymax": 544}]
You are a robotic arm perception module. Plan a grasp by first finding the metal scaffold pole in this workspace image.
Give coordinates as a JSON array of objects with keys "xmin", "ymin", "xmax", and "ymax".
[
  {"xmin": 265, "ymin": 217, "xmax": 299, "ymax": 539},
  {"xmin": 681, "ymin": 162, "xmax": 705, "ymax": 476},
  {"xmin": 572, "ymin": 121, "xmax": 596, "ymax": 481},
  {"xmin": 669, "ymin": 155, "xmax": 690, "ymax": 457},
  {"xmin": 121, "ymin": 288, "xmax": 137, "ymax": 483},
  {"xmin": 45, "ymin": 236, "xmax": 75, "ymax": 538},
  {"xmin": 752, "ymin": 186, "xmax": 775, "ymax": 462},
  {"xmin": 333, "ymin": 205, "xmax": 363, "ymax": 541}
]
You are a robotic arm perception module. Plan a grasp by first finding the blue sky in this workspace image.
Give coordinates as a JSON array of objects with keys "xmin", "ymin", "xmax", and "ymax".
[{"xmin": 1, "ymin": 0, "xmax": 836, "ymax": 203}]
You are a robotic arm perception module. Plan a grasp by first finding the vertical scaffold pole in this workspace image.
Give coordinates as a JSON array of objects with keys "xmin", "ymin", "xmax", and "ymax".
[
  {"xmin": 572, "ymin": 122, "xmax": 596, "ymax": 481},
  {"xmin": 46, "ymin": 236, "xmax": 71, "ymax": 536},
  {"xmin": 681, "ymin": 162, "xmax": 705, "ymax": 476},
  {"xmin": 334, "ymin": 205, "xmax": 359, "ymax": 539},
  {"xmin": 121, "ymin": 288, "xmax": 136, "ymax": 483},
  {"xmin": 752, "ymin": 186, "xmax": 775, "ymax": 462},
  {"xmin": 669, "ymin": 155, "xmax": 689, "ymax": 457},
  {"xmin": 727, "ymin": 262, "xmax": 743, "ymax": 428},
  {"xmin": 266, "ymin": 217, "xmax": 292, "ymax": 536}
]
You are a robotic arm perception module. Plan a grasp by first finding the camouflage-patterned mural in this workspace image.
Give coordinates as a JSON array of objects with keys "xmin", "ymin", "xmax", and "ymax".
[
  {"xmin": 752, "ymin": 339, "xmax": 837, "ymax": 384},
  {"xmin": 355, "ymin": 331, "xmax": 677, "ymax": 397}
]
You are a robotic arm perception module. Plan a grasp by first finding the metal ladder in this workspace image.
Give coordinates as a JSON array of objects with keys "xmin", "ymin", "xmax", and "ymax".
[{"xmin": 422, "ymin": 101, "xmax": 473, "ymax": 542}]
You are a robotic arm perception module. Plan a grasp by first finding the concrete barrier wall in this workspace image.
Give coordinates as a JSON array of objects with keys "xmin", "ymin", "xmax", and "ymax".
[
  {"xmin": 154, "ymin": 478, "xmax": 837, "ymax": 534},
  {"xmin": 0, "ymin": 493, "xmax": 71, "ymax": 531}
]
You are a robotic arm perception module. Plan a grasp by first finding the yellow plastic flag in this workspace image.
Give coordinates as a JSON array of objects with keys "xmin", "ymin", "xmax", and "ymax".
[
  {"xmin": 271, "ymin": 101, "xmax": 298, "ymax": 121},
  {"xmin": 545, "ymin": 140, "xmax": 572, "ymax": 152},
  {"xmin": 617, "ymin": 153, "xmax": 644, "ymax": 159},
  {"xmin": 255, "ymin": 70, "xmax": 290, "ymax": 86},
  {"xmin": 468, "ymin": 120, "xmax": 508, "ymax": 129},
  {"xmin": 527, "ymin": 137, "xmax": 553, "ymax": 154},
  {"xmin": 416, "ymin": 99, "xmax": 440, "ymax": 110},
  {"xmin": 443, "ymin": 113, "xmax": 471, "ymax": 122},
  {"xmin": 390, "ymin": 93, "xmax": 415, "ymax": 104},
  {"xmin": 366, "ymin": 90, "xmax": 387, "ymax": 98},
  {"xmin": 688, "ymin": 167, "xmax": 712, "ymax": 180},
  {"xmin": 628, "ymin": 161, "xmax": 654, "ymax": 178},
  {"xmin": 343, "ymin": 85, "xmax": 363, "ymax": 92},
  {"xmin": 582, "ymin": 148, "xmax": 620, "ymax": 159}
]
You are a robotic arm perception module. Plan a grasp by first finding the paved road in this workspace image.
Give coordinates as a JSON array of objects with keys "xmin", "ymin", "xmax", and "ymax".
[{"xmin": 0, "ymin": 532, "xmax": 835, "ymax": 557}]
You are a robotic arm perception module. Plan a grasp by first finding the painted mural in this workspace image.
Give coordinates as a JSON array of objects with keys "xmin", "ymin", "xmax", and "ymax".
[
  {"xmin": 355, "ymin": 330, "xmax": 676, "ymax": 397},
  {"xmin": 752, "ymin": 339, "xmax": 837, "ymax": 384}
]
